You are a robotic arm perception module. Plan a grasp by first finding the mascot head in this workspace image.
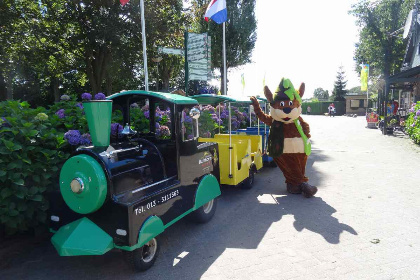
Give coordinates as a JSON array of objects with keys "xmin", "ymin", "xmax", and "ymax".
[{"xmin": 264, "ymin": 78, "xmax": 305, "ymax": 124}]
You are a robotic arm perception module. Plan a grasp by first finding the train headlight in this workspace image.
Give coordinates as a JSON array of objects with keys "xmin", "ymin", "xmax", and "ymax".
[{"xmin": 70, "ymin": 178, "xmax": 84, "ymax": 194}]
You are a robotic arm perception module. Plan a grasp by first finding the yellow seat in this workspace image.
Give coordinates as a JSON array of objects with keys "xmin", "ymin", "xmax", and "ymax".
[
  {"xmin": 198, "ymin": 136, "xmax": 252, "ymax": 185},
  {"xmin": 213, "ymin": 134, "xmax": 263, "ymax": 170}
]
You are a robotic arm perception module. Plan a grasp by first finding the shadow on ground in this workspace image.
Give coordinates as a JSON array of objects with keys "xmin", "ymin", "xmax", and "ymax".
[{"xmin": 1, "ymin": 148, "xmax": 356, "ymax": 279}]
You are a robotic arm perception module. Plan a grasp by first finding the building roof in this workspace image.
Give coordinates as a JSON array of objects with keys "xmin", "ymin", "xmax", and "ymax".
[{"xmin": 107, "ymin": 90, "xmax": 198, "ymax": 105}]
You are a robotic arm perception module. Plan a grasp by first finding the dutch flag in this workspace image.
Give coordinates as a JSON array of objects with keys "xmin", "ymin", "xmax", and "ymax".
[{"xmin": 204, "ymin": 0, "xmax": 228, "ymax": 24}]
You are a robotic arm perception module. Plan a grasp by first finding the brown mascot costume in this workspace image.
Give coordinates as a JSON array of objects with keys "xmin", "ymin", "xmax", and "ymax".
[{"xmin": 250, "ymin": 78, "xmax": 317, "ymax": 198}]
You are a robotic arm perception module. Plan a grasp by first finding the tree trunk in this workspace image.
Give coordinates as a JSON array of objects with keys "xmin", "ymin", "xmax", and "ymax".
[
  {"xmin": 86, "ymin": 46, "xmax": 111, "ymax": 94},
  {"xmin": 106, "ymin": 71, "xmax": 112, "ymax": 96},
  {"xmin": 162, "ymin": 65, "xmax": 170, "ymax": 91},
  {"xmin": 52, "ymin": 77, "xmax": 60, "ymax": 102},
  {"xmin": 6, "ymin": 71, "xmax": 13, "ymax": 100}
]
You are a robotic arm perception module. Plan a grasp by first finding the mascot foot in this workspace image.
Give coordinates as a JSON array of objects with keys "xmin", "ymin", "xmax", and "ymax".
[
  {"xmin": 287, "ymin": 183, "xmax": 302, "ymax": 194},
  {"xmin": 300, "ymin": 182, "xmax": 318, "ymax": 198}
]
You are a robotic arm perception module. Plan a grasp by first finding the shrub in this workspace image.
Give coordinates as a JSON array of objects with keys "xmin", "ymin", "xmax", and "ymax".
[
  {"xmin": 0, "ymin": 101, "xmax": 68, "ymax": 235},
  {"xmin": 405, "ymin": 102, "xmax": 420, "ymax": 144}
]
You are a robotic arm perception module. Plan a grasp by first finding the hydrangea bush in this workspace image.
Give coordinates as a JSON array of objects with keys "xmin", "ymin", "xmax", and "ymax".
[
  {"xmin": 0, "ymin": 101, "xmax": 68, "ymax": 235},
  {"xmin": 405, "ymin": 102, "xmax": 420, "ymax": 144}
]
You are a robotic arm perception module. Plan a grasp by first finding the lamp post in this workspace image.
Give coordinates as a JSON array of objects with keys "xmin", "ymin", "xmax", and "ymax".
[{"xmin": 152, "ymin": 57, "xmax": 162, "ymax": 91}]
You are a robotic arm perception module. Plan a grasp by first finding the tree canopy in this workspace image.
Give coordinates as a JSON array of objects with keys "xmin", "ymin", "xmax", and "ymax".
[
  {"xmin": 350, "ymin": 0, "xmax": 414, "ymax": 79},
  {"xmin": 188, "ymin": 0, "xmax": 257, "ymax": 94},
  {"xmin": 313, "ymin": 88, "xmax": 329, "ymax": 101},
  {"xmin": 0, "ymin": 0, "xmax": 257, "ymax": 105}
]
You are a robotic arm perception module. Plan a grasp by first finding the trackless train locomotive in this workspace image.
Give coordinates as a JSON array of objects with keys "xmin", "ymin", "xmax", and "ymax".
[{"xmin": 49, "ymin": 91, "xmax": 222, "ymax": 271}]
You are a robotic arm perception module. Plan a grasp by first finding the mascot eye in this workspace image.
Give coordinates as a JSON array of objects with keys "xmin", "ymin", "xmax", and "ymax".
[
  {"xmin": 280, "ymin": 101, "xmax": 285, "ymax": 107},
  {"xmin": 289, "ymin": 101, "xmax": 293, "ymax": 106}
]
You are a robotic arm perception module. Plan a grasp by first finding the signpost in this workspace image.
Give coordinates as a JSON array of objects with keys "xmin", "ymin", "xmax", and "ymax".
[{"xmin": 185, "ymin": 32, "xmax": 212, "ymax": 93}]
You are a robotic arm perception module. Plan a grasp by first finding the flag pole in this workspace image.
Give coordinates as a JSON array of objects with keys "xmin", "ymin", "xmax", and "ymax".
[
  {"xmin": 140, "ymin": 0, "xmax": 149, "ymax": 91},
  {"xmin": 223, "ymin": 22, "xmax": 227, "ymax": 95},
  {"xmin": 366, "ymin": 65, "xmax": 369, "ymax": 116}
]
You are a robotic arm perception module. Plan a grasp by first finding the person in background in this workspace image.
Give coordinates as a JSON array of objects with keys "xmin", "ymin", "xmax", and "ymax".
[{"xmin": 307, "ymin": 105, "xmax": 311, "ymax": 115}]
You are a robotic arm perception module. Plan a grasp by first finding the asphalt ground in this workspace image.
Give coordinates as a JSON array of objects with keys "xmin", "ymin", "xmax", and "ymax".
[{"xmin": 1, "ymin": 115, "xmax": 420, "ymax": 280}]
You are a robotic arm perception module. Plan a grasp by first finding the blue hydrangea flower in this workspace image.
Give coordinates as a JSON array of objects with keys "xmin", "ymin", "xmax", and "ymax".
[
  {"xmin": 64, "ymin": 130, "xmax": 81, "ymax": 145},
  {"xmin": 80, "ymin": 133, "xmax": 92, "ymax": 145},
  {"xmin": 95, "ymin": 93, "xmax": 106, "ymax": 100},
  {"xmin": 185, "ymin": 116, "xmax": 192, "ymax": 123},
  {"xmin": 111, "ymin": 123, "xmax": 123, "ymax": 136},
  {"xmin": 55, "ymin": 109, "xmax": 65, "ymax": 119},
  {"xmin": 81, "ymin": 93, "xmax": 92, "ymax": 100}
]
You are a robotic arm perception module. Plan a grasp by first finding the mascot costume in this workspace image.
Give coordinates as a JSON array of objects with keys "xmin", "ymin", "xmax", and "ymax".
[{"xmin": 250, "ymin": 78, "xmax": 317, "ymax": 198}]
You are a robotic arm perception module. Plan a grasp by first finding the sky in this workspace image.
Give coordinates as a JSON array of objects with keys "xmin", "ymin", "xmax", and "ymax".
[{"xmin": 224, "ymin": 0, "xmax": 361, "ymax": 99}]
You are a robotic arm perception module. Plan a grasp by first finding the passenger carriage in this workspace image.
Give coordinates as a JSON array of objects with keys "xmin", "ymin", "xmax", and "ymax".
[{"xmin": 190, "ymin": 94, "xmax": 263, "ymax": 189}]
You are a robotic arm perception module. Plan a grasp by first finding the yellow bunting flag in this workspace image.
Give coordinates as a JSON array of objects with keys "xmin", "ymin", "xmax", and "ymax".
[{"xmin": 361, "ymin": 64, "xmax": 369, "ymax": 91}]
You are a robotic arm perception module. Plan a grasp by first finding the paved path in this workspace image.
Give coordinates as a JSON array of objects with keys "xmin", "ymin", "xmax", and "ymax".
[{"xmin": 1, "ymin": 115, "xmax": 420, "ymax": 280}]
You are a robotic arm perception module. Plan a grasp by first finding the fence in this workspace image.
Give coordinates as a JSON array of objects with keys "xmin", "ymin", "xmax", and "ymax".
[{"xmin": 301, "ymin": 101, "xmax": 345, "ymax": 115}]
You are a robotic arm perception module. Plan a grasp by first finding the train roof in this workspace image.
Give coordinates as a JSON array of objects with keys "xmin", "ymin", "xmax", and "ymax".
[
  {"xmin": 190, "ymin": 94, "xmax": 252, "ymax": 105},
  {"xmin": 107, "ymin": 90, "xmax": 199, "ymax": 105}
]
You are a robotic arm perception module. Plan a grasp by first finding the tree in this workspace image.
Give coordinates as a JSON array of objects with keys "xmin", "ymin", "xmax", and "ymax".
[
  {"xmin": 189, "ymin": 0, "xmax": 257, "ymax": 94},
  {"xmin": 350, "ymin": 0, "xmax": 414, "ymax": 79},
  {"xmin": 332, "ymin": 66, "xmax": 347, "ymax": 101},
  {"xmin": 313, "ymin": 87, "xmax": 329, "ymax": 100},
  {"xmin": 0, "ymin": 0, "xmax": 190, "ymax": 105}
]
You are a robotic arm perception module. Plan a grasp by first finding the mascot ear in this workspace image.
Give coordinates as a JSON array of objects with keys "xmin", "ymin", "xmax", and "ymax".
[
  {"xmin": 298, "ymin": 83, "xmax": 305, "ymax": 98},
  {"xmin": 264, "ymin": 86, "xmax": 274, "ymax": 103}
]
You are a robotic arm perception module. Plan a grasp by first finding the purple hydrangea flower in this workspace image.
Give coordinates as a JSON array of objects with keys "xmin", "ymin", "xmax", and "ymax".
[
  {"xmin": 144, "ymin": 110, "xmax": 150, "ymax": 119},
  {"xmin": 185, "ymin": 116, "xmax": 192, "ymax": 123},
  {"xmin": 187, "ymin": 134, "xmax": 194, "ymax": 140},
  {"xmin": 111, "ymin": 123, "xmax": 123, "ymax": 136},
  {"xmin": 75, "ymin": 102, "xmax": 83, "ymax": 110},
  {"xmin": 141, "ymin": 104, "xmax": 149, "ymax": 111},
  {"xmin": 220, "ymin": 112, "xmax": 228, "ymax": 119},
  {"xmin": 156, "ymin": 125, "xmax": 171, "ymax": 138},
  {"xmin": 55, "ymin": 109, "xmax": 65, "ymax": 119},
  {"xmin": 203, "ymin": 131, "xmax": 211, "ymax": 138},
  {"xmin": 80, "ymin": 133, "xmax": 92, "ymax": 145},
  {"xmin": 81, "ymin": 93, "xmax": 92, "ymax": 100},
  {"xmin": 416, "ymin": 110, "xmax": 420, "ymax": 117},
  {"xmin": 64, "ymin": 130, "xmax": 81, "ymax": 146},
  {"xmin": 155, "ymin": 122, "xmax": 161, "ymax": 129},
  {"xmin": 130, "ymin": 103, "xmax": 139, "ymax": 108},
  {"xmin": 94, "ymin": 92, "xmax": 106, "ymax": 100}
]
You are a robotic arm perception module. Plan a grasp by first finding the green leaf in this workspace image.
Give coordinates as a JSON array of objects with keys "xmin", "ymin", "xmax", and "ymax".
[
  {"xmin": 2, "ymin": 139, "xmax": 15, "ymax": 150},
  {"xmin": 13, "ymin": 178, "xmax": 25, "ymax": 186},
  {"xmin": 0, "ymin": 170, "xmax": 6, "ymax": 177},
  {"xmin": 28, "ymin": 130, "xmax": 39, "ymax": 137},
  {"xmin": 33, "ymin": 175, "xmax": 40, "ymax": 183},
  {"xmin": 8, "ymin": 161, "xmax": 22, "ymax": 170},
  {"xmin": 22, "ymin": 158, "xmax": 32, "ymax": 164},
  {"xmin": 30, "ymin": 195, "xmax": 43, "ymax": 202},
  {"xmin": 1, "ymin": 188, "xmax": 12, "ymax": 199},
  {"xmin": 29, "ymin": 186, "xmax": 39, "ymax": 195}
]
